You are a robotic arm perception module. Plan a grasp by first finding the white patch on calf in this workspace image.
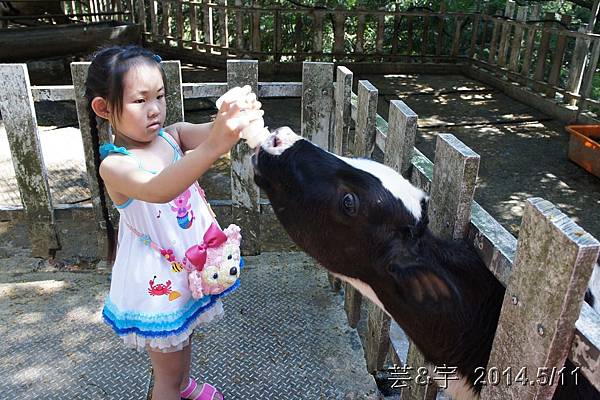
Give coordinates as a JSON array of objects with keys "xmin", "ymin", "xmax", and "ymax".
[
  {"xmin": 261, "ymin": 126, "xmax": 302, "ymax": 156},
  {"xmin": 336, "ymin": 156, "xmax": 427, "ymax": 221},
  {"xmin": 331, "ymin": 272, "xmax": 391, "ymax": 317}
]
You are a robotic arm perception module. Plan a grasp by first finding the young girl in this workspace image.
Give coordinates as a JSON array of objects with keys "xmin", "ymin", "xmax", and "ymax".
[{"xmin": 85, "ymin": 45, "xmax": 263, "ymax": 400}]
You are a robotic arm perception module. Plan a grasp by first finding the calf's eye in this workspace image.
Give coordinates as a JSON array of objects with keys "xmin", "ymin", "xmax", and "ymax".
[{"xmin": 341, "ymin": 193, "xmax": 359, "ymax": 216}]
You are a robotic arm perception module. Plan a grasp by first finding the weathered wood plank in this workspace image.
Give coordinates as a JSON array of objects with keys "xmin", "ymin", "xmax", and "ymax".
[
  {"xmin": 70, "ymin": 62, "xmax": 114, "ymax": 258},
  {"xmin": 301, "ymin": 62, "xmax": 334, "ymax": 149},
  {"xmin": 312, "ymin": 10, "xmax": 324, "ymax": 54},
  {"xmin": 251, "ymin": 3, "xmax": 260, "ymax": 53},
  {"xmin": 548, "ymin": 15, "xmax": 572, "ymax": 93},
  {"xmin": 218, "ymin": 0, "xmax": 229, "ymax": 51},
  {"xmin": 451, "ymin": 17, "xmax": 464, "ymax": 57},
  {"xmin": 497, "ymin": 1, "xmax": 516, "ymax": 67},
  {"xmin": 176, "ymin": 0, "xmax": 184, "ymax": 49},
  {"xmin": 391, "ymin": 12, "xmax": 400, "ymax": 55},
  {"xmin": 422, "ymin": 15, "xmax": 430, "ymax": 58},
  {"xmin": 274, "ymin": 10, "xmax": 282, "ymax": 63},
  {"xmin": 161, "ymin": 61, "xmax": 184, "ymax": 125},
  {"xmin": 344, "ymin": 281, "xmax": 362, "ymax": 328},
  {"xmin": 520, "ymin": 25, "xmax": 537, "ymax": 76},
  {"xmin": 334, "ymin": 66, "xmax": 353, "ymax": 156},
  {"xmin": 365, "ymin": 300, "xmax": 391, "ymax": 373},
  {"xmin": 333, "ymin": 9, "xmax": 345, "ymax": 55},
  {"xmin": 508, "ymin": 6, "xmax": 528, "ymax": 72},
  {"xmin": 162, "ymin": 0, "xmax": 171, "ymax": 42},
  {"xmin": 481, "ymin": 198, "xmax": 600, "ymax": 399},
  {"xmin": 384, "ymin": 100, "xmax": 417, "ymax": 177},
  {"xmin": 402, "ymin": 345, "xmax": 438, "ymax": 400},
  {"xmin": 355, "ymin": 80, "xmax": 378, "ymax": 158},
  {"xmin": 204, "ymin": 2, "xmax": 214, "ymax": 47},
  {"xmin": 469, "ymin": 14, "xmax": 481, "ymax": 59},
  {"xmin": 189, "ymin": 1, "xmax": 199, "ymax": 51},
  {"xmin": 0, "ymin": 64, "xmax": 60, "ymax": 256},
  {"xmin": 376, "ymin": 13, "xmax": 385, "ymax": 55},
  {"xmin": 407, "ymin": 15, "xmax": 414, "ymax": 55},
  {"xmin": 429, "ymin": 134, "xmax": 480, "ymax": 240},
  {"xmin": 580, "ymin": 38, "xmax": 600, "ymax": 99},
  {"xmin": 235, "ymin": 0, "xmax": 244, "ymax": 50},
  {"xmin": 356, "ymin": 11, "xmax": 365, "ymax": 54},
  {"xmin": 534, "ymin": 12, "xmax": 555, "ymax": 82},
  {"xmin": 228, "ymin": 60, "xmax": 260, "ymax": 255},
  {"xmin": 436, "ymin": 1, "xmax": 446, "ymax": 56},
  {"xmin": 566, "ymin": 25, "xmax": 591, "ymax": 105},
  {"xmin": 150, "ymin": 0, "xmax": 158, "ymax": 37},
  {"xmin": 488, "ymin": 13, "xmax": 502, "ymax": 64}
]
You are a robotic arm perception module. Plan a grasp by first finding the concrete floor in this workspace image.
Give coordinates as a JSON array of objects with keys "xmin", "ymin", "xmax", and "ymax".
[{"xmin": 0, "ymin": 251, "xmax": 379, "ymax": 399}]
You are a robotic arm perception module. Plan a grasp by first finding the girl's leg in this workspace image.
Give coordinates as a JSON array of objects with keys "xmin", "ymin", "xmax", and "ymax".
[
  {"xmin": 148, "ymin": 348, "xmax": 187, "ymax": 400},
  {"xmin": 180, "ymin": 338, "xmax": 192, "ymax": 391},
  {"xmin": 179, "ymin": 338, "xmax": 224, "ymax": 400}
]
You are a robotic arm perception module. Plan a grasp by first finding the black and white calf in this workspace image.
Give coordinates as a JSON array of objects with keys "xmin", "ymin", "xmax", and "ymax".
[{"xmin": 252, "ymin": 126, "xmax": 599, "ymax": 400}]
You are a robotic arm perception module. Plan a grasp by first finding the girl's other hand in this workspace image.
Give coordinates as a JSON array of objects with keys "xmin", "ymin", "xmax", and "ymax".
[{"xmin": 208, "ymin": 100, "xmax": 264, "ymax": 155}]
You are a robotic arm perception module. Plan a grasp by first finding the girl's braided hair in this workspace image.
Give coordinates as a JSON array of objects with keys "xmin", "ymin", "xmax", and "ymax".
[{"xmin": 84, "ymin": 45, "xmax": 166, "ymax": 261}]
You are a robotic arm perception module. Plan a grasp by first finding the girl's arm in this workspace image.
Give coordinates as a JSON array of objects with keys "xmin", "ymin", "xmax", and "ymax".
[
  {"xmin": 166, "ymin": 121, "xmax": 213, "ymax": 153},
  {"xmin": 167, "ymin": 89, "xmax": 262, "ymax": 152},
  {"xmin": 100, "ymin": 102, "xmax": 262, "ymax": 204},
  {"xmin": 100, "ymin": 139, "xmax": 222, "ymax": 204}
]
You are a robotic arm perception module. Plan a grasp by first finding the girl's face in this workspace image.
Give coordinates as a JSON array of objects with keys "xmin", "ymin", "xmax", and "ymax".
[{"xmin": 112, "ymin": 63, "xmax": 166, "ymax": 144}]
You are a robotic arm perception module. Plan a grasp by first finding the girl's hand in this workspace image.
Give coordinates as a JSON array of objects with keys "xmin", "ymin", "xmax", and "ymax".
[{"xmin": 208, "ymin": 99, "xmax": 264, "ymax": 156}]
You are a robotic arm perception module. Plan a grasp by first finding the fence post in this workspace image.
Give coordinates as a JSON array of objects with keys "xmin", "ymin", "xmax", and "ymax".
[
  {"xmin": 227, "ymin": 60, "xmax": 260, "ymax": 255},
  {"xmin": 384, "ymin": 100, "xmax": 417, "ymax": 177},
  {"xmin": 355, "ymin": 80, "xmax": 378, "ymax": 158},
  {"xmin": 0, "ymin": 64, "xmax": 60, "ymax": 257},
  {"xmin": 334, "ymin": 66, "xmax": 353, "ymax": 156},
  {"xmin": 162, "ymin": 60, "xmax": 185, "ymax": 125},
  {"xmin": 508, "ymin": 6, "xmax": 528, "ymax": 72},
  {"xmin": 301, "ymin": 62, "xmax": 334, "ymax": 149},
  {"xmin": 481, "ymin": 198, "xmax": 599, "ymax": 399},
  {"xmin": 403, "ymin": 133, "xmax": 480, "ymax": 399},
  {"xmin": 71, "ymin": 62, "xmax": 117, "ymax": 258},
  {"xmin": 497, "ymin": 0, "xmax": 516, "ymax": 67},
  {"xmin": 547, "ymin": 14, "xmax": 572, "ymax": 98},
  {"xmin": 567, "ymin": 25, "xmax": 591, "ymax": 106},
  {"xmin": 365, "ymin": 98, "xmax": 419, "ymax": 375},
  {"xmin": 328, "ymin": 65, "xmax": 353, "ymax": 292}
]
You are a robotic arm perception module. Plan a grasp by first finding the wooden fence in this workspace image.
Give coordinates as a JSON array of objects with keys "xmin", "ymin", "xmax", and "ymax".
[
  {"xmin": 1, "ymin": 58, "xmax": 600, "ymax": 399},
  {"xmin": 324, "ymin": 62, "xmax": 600, "ymax": 398},
  {"xmin": 132, "ymin": 0, "xmax": 600, "ymax": 122},
  {"xmin": 0, "ymin": 0, "xmax": 136, "ymax": 26}
]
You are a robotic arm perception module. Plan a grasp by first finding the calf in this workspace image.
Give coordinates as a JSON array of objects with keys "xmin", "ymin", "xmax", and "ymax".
[{"xmin": 252, "ymin": 126, "xmax": 598, "ymax": 400}]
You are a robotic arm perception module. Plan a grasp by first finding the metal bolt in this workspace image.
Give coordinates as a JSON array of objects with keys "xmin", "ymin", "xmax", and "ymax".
[
  {"xmin": 511, "ymin": 295, "xmax": 518, "ymax": 305},
  {"xmin": 446, "ymin": 221, "xmax": 451, "ymax": 228},
  {"xmin": 537, "ymin": 324, "xmax": 545, "ymax": 336}
]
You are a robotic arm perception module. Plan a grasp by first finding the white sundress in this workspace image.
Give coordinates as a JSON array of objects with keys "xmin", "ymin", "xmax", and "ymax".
[{"xmin": 100, "ymin": 130, "xmax": 237, "ymax": 352}]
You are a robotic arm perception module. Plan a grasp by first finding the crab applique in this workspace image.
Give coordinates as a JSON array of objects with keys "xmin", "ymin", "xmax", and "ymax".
[{"xmin": 148, "ymin": 276, "xmax": 181, "ymax": 301}]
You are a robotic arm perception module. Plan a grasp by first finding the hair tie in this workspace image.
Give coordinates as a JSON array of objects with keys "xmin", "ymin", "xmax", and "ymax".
[{"xmin": 153, "ymin": 54, "xmax": 162, "ymax": 63}]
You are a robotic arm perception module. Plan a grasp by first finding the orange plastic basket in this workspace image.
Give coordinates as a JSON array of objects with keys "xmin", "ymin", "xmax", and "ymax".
[{"xmin": 565, "ymin": 125, "xmax": 600, "ymax": 178}]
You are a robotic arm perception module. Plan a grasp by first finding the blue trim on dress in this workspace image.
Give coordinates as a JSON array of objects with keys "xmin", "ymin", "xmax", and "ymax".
[
  {"xmin": 100, "ymin": 143, "xmax": 130, "ymax": 161},
  {"xmin": 115, "ymin": 197, "xmax": 134, "ymax": 209},
  {"xmin": 102, "ymin": 258, "xmax": 244, "ymax": 338},
  {"xmin": 158, "ymin": 130, "xmax": 182, "ymax": 162}
]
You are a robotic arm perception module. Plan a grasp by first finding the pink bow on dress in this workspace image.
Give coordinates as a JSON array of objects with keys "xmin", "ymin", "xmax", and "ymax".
[{"xmin": 185, "ymin": 222, "xmax": 227, "ymax": 270}]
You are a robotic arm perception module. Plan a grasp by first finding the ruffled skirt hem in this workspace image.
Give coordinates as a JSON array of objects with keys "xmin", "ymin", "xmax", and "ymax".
[{"xmin": 112, "ymin": 300, "xmax": 224, "ymax": 353}]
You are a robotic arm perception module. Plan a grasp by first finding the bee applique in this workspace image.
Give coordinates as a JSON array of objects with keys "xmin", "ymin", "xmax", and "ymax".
[
  {"xmin": 160, "ymin": 249, "xmax": 184, "ymax": 273},
  {"xmin": 170, "ymin": 262, "xmax": 184, "ymax": 273}
]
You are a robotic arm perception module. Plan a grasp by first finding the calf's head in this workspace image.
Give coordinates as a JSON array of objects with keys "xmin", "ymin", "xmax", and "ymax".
[{"xmin": 252, "ymin": 127, "xmax": 457, "ymax": 310}]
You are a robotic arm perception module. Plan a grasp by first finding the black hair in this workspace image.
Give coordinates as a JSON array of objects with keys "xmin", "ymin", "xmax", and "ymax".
[{"xmin": 84, "ymin": 45, "xmax": 166, "ymax": 261}]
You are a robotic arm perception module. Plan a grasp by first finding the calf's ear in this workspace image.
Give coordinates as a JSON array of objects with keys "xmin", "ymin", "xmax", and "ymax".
[{"xmin": 387, "ymin": 261, "xmax": 459, "ymax": 309}]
